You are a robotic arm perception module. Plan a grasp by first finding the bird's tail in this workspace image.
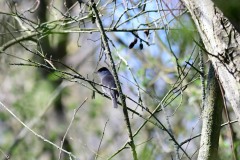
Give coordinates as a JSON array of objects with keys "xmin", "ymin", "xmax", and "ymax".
[{"xmin": 112, "ymin": 95, "xmax": 118, "ymax": 108}]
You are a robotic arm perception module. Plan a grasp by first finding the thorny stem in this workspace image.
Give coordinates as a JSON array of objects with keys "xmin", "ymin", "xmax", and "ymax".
[{"xmin": 90, "ymin": 1, "xmax": 138, "ymax": 160}]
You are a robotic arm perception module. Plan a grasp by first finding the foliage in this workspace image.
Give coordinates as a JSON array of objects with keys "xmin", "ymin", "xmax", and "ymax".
[{"xmin": 0, "ymin": 0, "xmax": 239, "ymax": 160}]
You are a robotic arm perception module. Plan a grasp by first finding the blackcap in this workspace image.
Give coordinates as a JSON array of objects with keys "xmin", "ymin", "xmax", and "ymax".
[{"xmin": 97, "ymin": 67, "xmax": 119, "ymax": 108}]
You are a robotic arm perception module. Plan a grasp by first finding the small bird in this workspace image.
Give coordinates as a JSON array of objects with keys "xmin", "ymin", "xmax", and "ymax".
[{"xmin": 97, "ymin": 67, "xmax": 119, "ymax": 108}]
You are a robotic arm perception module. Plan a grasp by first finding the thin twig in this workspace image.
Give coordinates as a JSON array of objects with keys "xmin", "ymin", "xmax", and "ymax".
[
  {"xmin": 0, "ymin": 101, "xmax": 78, "ymax": 160},
  {"xmin": 95, "ymin": 119, "xmax": 109, "ymax": 160},
  {"xmin": 58, "ymin": 98, "xmax": 88, "ymax": 160},
  {"xmin": 5, "ymin": 81, "xmax": 70, "ymax": 158}
]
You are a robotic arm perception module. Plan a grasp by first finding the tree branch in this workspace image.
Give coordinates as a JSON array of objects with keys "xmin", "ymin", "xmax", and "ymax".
[{"xmin": 90, "ymin": 1, "xmax": 138, "ymax": 159}]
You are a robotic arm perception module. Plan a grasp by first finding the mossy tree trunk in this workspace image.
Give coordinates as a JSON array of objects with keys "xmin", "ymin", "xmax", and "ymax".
[{"xmin": 198, "ymin": 64, "xmax": 223, "ymax": 160}]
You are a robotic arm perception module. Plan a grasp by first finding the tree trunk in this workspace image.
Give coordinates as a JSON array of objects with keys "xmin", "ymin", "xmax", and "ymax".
[
  {"xmin": 198, "ymin": 64, "xmax": 223, "ymax": 160},
  {"xmin": 181, "ymin": 0, "xmax": 240, "ymax": 124}
]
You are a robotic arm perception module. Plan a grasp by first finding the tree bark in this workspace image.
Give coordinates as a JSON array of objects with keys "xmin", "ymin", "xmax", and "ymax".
[
  {"xmin": 181, "ymin": 0, "xmax": 240, "ymax": 124},
  {"xmin": 198, "ymin": 64, "xmax": 223, "ymax": 160}
]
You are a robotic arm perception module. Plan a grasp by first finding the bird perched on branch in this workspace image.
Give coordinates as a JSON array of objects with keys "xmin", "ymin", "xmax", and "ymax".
[{"xmin": 96, "ymin": 67, "xmax": 119, "ymax": 108}]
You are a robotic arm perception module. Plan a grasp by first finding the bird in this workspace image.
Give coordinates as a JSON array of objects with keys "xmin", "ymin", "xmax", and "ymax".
[{"xmin": 96, "ymin": 67, "xmax": 119, "ymax": 108}]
